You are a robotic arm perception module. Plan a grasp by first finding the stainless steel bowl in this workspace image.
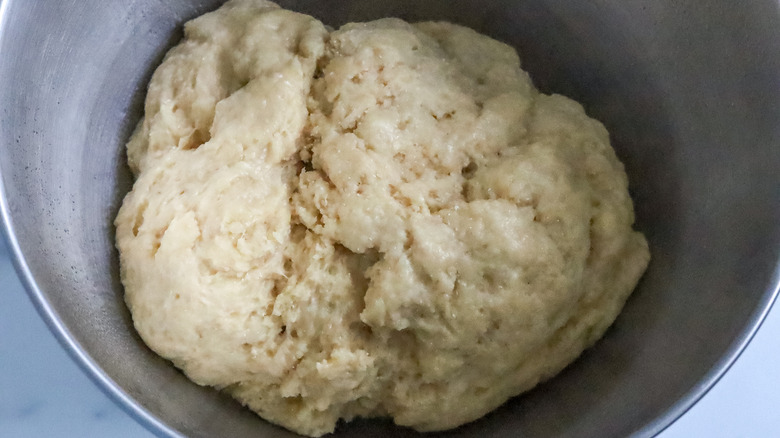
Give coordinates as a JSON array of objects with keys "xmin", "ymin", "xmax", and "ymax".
[{"xmin": 1, "ymin": 1, "xmax": 778, "ymax": 437}]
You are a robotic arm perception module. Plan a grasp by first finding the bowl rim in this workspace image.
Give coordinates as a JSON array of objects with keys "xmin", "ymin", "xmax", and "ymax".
[{"xmin": 0, "ymin": 0, "xmax": 778, "ymax": 436}]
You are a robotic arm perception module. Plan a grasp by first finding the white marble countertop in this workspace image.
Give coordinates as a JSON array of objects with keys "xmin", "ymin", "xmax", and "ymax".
[{"xmin": 1, "ymin": 237, "xmax": 778, "ymax": 437}]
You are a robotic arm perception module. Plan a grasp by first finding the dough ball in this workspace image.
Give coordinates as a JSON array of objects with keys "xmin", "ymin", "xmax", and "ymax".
[{"xmin": 115, "ymin": 1, "xmax": 650, "ymax": 436}]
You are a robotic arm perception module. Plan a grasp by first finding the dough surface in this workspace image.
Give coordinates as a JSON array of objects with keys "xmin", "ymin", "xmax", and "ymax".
[{"xmin": 115, "ymin": 1, "xmax": 650, "ymax": 436}]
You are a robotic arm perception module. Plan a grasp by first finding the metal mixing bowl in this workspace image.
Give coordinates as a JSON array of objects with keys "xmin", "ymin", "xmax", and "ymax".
[{"xmin": 1, "ymin": 1, "xmax": 778, "ymax": 437}]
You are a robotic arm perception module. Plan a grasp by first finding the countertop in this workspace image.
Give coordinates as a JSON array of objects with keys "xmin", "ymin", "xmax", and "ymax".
[{"xmin": 1, "ymin": 237, "xmax": 778, "ymax": 437}]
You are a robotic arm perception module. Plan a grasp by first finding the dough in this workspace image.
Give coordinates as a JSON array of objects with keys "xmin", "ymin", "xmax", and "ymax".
[{"xmin": 115, "ymin": 0, "xmax": 650, "ymax": 436}]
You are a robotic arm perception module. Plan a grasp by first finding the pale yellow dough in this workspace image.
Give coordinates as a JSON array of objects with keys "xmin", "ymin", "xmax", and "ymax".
[{"xmin": 115, "ymin": 0, "xmax": 650, "ymax": 436}]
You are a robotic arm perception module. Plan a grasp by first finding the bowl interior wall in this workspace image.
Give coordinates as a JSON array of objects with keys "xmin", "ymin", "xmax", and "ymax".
[{"xmin": 0, "ymin": 1, "xmax": 778, "ymax": 437}]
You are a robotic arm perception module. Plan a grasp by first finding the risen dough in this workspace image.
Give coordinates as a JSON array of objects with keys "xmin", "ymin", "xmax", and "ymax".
[{"xmin": 115, "ymin": 1, "xmax": 650, "ymax": 436}]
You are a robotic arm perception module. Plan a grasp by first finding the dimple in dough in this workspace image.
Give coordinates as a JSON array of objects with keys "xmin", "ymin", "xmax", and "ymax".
[{"xmin": 115, "ymin": 1, "xmax": 650, "ymax": 436}]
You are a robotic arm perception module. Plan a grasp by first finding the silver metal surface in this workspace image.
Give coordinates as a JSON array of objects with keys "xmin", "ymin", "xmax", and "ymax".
[{"xmin": 0, "ymin": 0, "xmax": 778, "ymax": 437}]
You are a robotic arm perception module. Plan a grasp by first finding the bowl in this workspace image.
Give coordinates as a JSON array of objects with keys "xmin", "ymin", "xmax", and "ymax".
[{"xmin": 1, "ymin": 1, "xmax": 778, "ymax": 437}]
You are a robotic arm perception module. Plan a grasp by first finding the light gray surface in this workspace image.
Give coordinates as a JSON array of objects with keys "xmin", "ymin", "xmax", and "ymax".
[{"xmin": 1, "ymin": 1, "xmax": 779, "ymax": 438}]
